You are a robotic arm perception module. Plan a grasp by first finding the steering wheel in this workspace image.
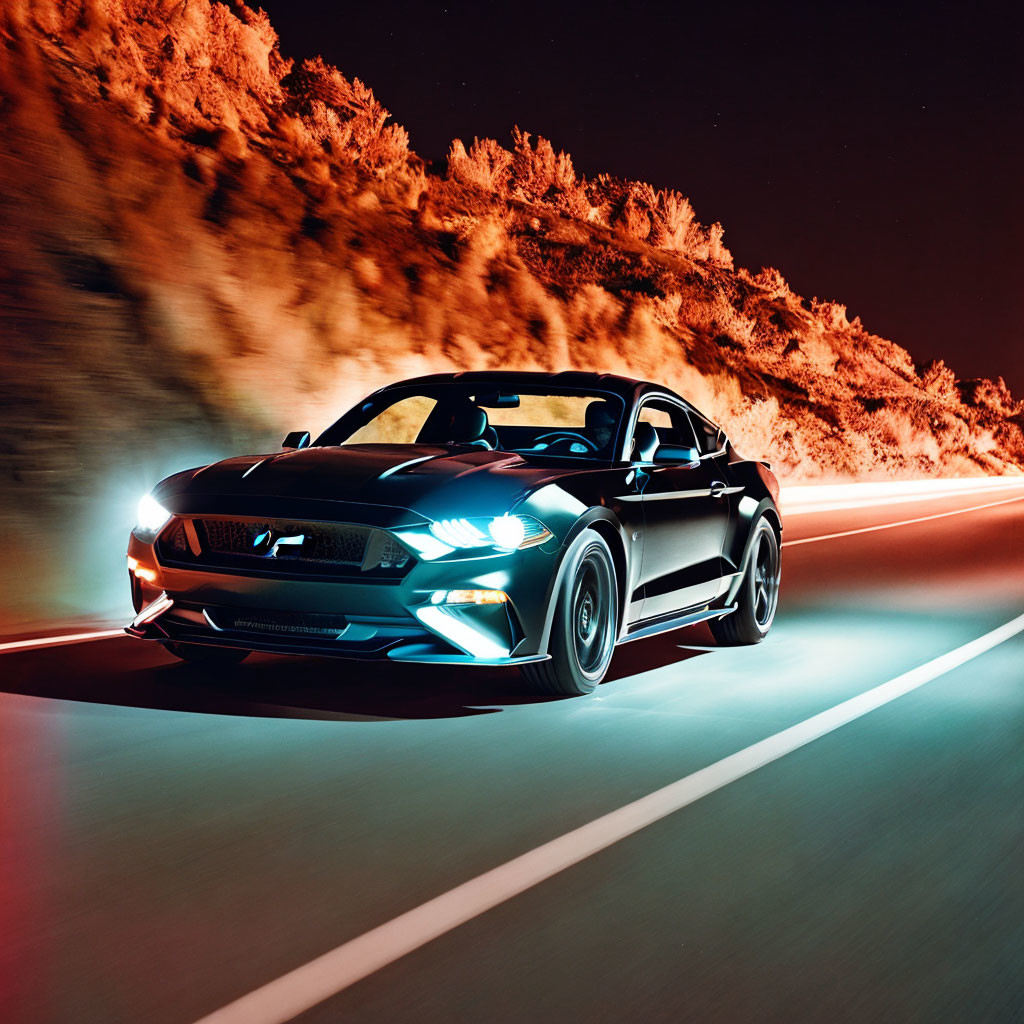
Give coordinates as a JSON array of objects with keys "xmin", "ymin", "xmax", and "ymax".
[{"xmin": 533, "ymin": 431, "xmax": 598, "ymax": 453}]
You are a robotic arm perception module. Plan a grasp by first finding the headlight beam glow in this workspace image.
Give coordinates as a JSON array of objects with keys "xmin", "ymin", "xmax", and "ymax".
[
  {"xmin": 135, "ymin": 493, "xmax": 171, "ymax": 538},
  {"xmin": 487, "ymin": 515, "xmax": 526, "ymax": 550}
]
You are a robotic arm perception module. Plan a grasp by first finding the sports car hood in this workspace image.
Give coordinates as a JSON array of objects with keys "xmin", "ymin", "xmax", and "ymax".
[{"xmin": 157, "ymin": 444, "xmax": 584, "ymax": 524}]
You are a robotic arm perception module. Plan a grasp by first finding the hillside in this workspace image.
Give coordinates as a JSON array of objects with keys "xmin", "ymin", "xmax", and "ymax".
[{"xmin": 0, "ymin": 0, "xmax": 1022, "ymax": 626}]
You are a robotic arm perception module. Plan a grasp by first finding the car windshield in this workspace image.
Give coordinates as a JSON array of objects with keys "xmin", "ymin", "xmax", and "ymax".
[{"xmin": 316, "ymin": 384, "xmax": 625, "ymax": 459}]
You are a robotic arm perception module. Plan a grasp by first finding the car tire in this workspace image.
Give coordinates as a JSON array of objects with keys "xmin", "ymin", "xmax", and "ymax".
[
  {"xmin": 522, "ymin": 533, "xmax": 618, "ymax": 696},
  {"xmin": 163, "ymin": 642, "xmax": 251, "ymax": 665},
  {"xmin": 710, "ymin": 517, "xmax": 781, "ymax": 646}
]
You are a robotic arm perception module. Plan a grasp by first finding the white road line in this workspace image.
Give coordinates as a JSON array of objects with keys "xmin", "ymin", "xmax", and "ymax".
[
  {"xmin": 0, "ymin": 628, "xmax": 125, "ymax": 654},
  {"xmin": 193, "ymin": 611, "xmax": 1024, "ymax": 1024},
  {"xmin": 784, "ymin": 494, "xmax": 1024, "ymax": 547}
]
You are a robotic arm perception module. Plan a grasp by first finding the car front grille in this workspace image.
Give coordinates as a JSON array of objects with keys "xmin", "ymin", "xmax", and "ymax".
[
  {"xmin": 162, "ymin": 520, "xmax": 190, "ymax": 557},
  {"xmin": 201, "ymin": 518, "xmax": 371, "ymax": 565},
  {"xmin": 156, "ymin": 516, "xmax": 413, "ymax": 579}
]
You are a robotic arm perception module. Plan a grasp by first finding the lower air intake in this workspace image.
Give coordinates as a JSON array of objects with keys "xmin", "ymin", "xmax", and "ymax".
[{"xmin": 209, "ymin": 608, "xmax": 350, "ymax": 638}]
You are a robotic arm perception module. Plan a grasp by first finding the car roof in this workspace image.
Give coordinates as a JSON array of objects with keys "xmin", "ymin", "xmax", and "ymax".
[{"xmin": 379, "ymin": 370, "xmax": 686, "ymax": 406}]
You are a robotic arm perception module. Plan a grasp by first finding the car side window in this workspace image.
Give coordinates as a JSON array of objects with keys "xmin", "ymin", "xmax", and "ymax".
[
  {"xmin": 633, "ymin": 399, "xmax": 699, "ymax": 456},
  {"xmin": 688, "ymin": 411, "xmax": 722, "ymax": 454}
]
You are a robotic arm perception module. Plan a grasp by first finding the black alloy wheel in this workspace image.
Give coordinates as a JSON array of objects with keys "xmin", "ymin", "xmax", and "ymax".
[
  {"xmin": 711, "ymin": 517, "xmax": 781, "ymax": 645},
  {"xmin": 522, "ymin": 534, "xmax": 618, "ymax": 696}
]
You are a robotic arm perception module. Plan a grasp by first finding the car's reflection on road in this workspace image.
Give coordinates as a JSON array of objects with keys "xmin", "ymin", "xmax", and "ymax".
[{"xmin": 0, "ymin": 630, "xmax": 709, "ymax": 723}]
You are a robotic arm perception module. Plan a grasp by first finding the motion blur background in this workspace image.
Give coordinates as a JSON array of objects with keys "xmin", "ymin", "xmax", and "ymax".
[{"xmin": 0, "ymin": 0, "xmax": 1021, "ymax": 629}]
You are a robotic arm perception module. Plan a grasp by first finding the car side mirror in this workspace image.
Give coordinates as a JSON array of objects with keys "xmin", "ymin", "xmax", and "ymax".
[
  {"xmin": 653, "ymin": 444, "xmax": 700, "ymax": 467},
  {"xmin": 282, "ymin": 431, "xmax": 311, "ymax": 451}
]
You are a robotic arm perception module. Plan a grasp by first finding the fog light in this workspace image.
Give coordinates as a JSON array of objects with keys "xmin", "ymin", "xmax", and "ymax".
[
  {"xmin": 438, "ymin": 589, "xmax": 509, "ymax": 605},
  {"xmin": 127, "ymin": 556, "xmax": 158, "ymax": 584}
]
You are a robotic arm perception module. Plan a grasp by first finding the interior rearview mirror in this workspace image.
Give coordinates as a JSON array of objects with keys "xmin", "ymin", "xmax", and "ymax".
[
  {"xmin": 653, "ymin": 444, "xmax": 700, "ymax": 466},
  {"xmin": 282, "ymin": 431, "xmax": 311, "ymax": 451}
]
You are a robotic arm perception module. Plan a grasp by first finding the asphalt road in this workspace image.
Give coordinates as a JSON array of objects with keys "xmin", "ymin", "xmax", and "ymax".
[{"xmin": 3, "ymin": 486, "xmax": 1024, "ymax": 1024}]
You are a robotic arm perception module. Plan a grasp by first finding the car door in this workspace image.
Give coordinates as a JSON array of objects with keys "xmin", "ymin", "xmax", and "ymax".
[
  {"xmin": 686, "ymin": 405, "xmax": 745, "ymax": 574},
  {"xmin": 632, "ymin": 398, "xmax": 732, "ymax": 620}
]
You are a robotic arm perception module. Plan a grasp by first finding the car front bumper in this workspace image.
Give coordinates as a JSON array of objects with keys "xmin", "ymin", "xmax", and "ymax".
[{"xmin": 125, "ymin": 527, "xmax": 557, "ymax": 666}]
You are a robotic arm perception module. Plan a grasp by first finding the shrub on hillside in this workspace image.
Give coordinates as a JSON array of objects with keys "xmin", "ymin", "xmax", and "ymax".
[
  {"xmin": 958, "ymin": 376, "xmax": 1021, "ymax": 416},
  {"xmin": 508, "ymin": 127, "xmax": 589, "ymax": 217},
  {"xmin": 920, "ymin": 359, "xmax": 959, "ymax": 403},
  {"xmin": 283, "ymin": 58, "xmax": 410, "ymax": 175},
  {"xmin": 651, "ymin": 189, "xmax": 695, "ymax": 250},
  {"xmin": 447, "ymin": 136, "xmax": 513, "ymax": 192},
  {"xmin": 445, "ymin": 130, "xmax": 733, "ymax": 267}
]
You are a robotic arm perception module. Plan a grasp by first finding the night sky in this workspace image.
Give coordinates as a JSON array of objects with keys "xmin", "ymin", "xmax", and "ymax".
[{"xmin": 260, "ymin": 0, "xmax": 1023, "ymax": 394}]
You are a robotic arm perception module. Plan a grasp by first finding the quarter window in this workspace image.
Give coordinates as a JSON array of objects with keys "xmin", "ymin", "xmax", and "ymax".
[
  {"xmin": 633, "ymin": 399, "xmax": 699, "ymax": 452},
  {"xmin": 689, "ymin": 411, "xmax": 723, "ymax": 454}
]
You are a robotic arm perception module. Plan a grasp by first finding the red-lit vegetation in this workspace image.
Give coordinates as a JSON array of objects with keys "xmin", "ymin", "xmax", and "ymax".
[{"xmin": 0, "ymin": 0, "xmax": 1021, "ymax": 623}]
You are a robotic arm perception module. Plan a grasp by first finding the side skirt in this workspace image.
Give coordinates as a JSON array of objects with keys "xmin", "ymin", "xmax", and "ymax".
[{"xmin": 618, "ymin": 603, "xmax": 736, "ymax": 645}]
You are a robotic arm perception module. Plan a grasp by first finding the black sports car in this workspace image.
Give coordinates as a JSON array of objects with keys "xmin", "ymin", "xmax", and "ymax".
[{"xmin": 126, "ymin": 371, "xmax": 782, "ymax": 695}]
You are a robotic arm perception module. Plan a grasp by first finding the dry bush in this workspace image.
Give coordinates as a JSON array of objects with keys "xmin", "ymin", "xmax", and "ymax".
[
  {"xmin": 447, "ymin": 137, "xmax": 513, "ymax": 193},
  {"xmin": 619, "ymin": 189, "xmax": 653, "ymax": 241},
  {"xmin": 811, "ymin": 298, "xmax": 851, "ymax": 332},
  {"xmin": 284, "ymin": 58, "xmax": 410, "ymax": 175},
  {"xmin": 705, "ymin": 222, "xmax": 732, "ymax": 268},
  {"xmin": 920, "ymin": 359, "xmax": 959, "ymax": 403},
  {"xmin": 508, "ymin": 127, "xmax": 589, "ymax": 217},
  {"xmin": 747, "ymin": 266, "xmax": 790, "ymax": 297},
  {"xmin": 959, "ymin": 376, "xmax": 1021, "ymax": 416},
  {"xmin": 865, "ymin": 405, "xmax": 943, "ymax": 467},
  {"xmin": 447, "ymin": 128, "xmax": 591, "ymax": 219},
  {"xmin": 651, "ymin": 189, "xmax": 695, "ymax": 251}
]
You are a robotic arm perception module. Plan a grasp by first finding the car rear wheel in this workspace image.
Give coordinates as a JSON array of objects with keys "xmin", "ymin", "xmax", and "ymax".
[
  {"xmin": 710, "ymin": 517, "xmax": 780, "ymax": 646},
  {"xmin": 522, "ymin": 534, "xmax": 617, "ymax": 696},
  {"xmin": 163, "ymin": 642, "xmax": 250, "ymax": 665}
]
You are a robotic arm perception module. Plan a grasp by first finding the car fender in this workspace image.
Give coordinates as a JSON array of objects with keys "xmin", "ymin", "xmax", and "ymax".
[
  {"xmin": 536, "ymin": 508, "xmax": 629, "ymax": 654},
  {"xmin": 724, "ymin": 495, "xmax": 781, "ymax": 606}
]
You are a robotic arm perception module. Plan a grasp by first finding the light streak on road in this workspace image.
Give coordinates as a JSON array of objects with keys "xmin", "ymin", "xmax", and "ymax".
[
  {"xmin": 0, "ymin": 629, "xmax": 125, "ymax": 655},
  {"xmin": 780, "ymin": 474, "xmax": 1024, "ymax": 515},
  {"xmin": 784, "ymin": 494, "xmax": 1024, "ymax": 546}
]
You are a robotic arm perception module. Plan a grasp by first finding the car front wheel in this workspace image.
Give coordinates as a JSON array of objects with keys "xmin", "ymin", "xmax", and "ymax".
[{"xmin": 522, "ymin": 533, "xmax": 618, "ymax": 696}]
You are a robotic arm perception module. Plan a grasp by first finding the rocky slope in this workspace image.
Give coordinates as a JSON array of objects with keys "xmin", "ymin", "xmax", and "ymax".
[{"xmin": 0, "ymin": 0, "xmax": 1021, "ymax": 626}]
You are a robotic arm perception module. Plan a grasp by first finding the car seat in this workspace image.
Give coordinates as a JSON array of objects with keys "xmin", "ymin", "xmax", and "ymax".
[
  {"xmin": 631, "ymin": 421, "xmax": 660, "ymax": 463},
  {"xmin": 417, "ymin": 400, "xmax": 496, "ymax": 449}
]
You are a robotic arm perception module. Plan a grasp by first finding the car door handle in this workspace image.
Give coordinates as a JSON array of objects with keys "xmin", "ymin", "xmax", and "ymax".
[{"xmin": 710, "ymin": 480, "xmax": 727, "ymax": 498}]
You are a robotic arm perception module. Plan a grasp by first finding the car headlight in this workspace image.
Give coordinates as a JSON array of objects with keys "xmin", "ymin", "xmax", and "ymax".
[
  {"xmin": 430, "ymin": 515, "xmax": 550, "ymax": 552},
  {"xmin": 397, "ymin": 515, "xmax": 552, "ymax": 560},
  {"xmin": 134, "ymin": 493, "xmax": 171, "ymax": 541},
  {"xmin": 486, "ymin": 514, "xmax": 526, "ymax": 549}
]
